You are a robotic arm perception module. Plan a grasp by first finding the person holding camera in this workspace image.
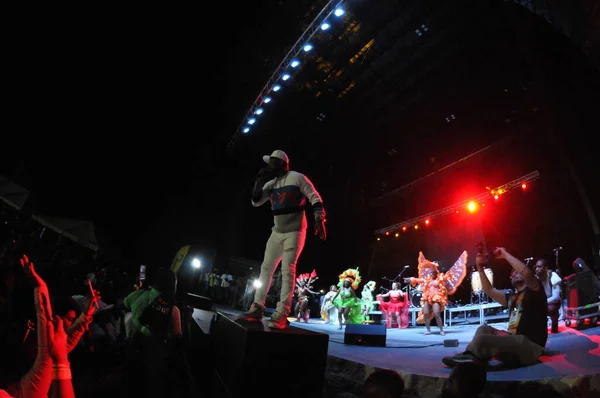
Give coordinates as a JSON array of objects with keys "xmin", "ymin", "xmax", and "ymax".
[{"xmin": 442, "ymin": 247, "xmax": 548, "ymax": 368}]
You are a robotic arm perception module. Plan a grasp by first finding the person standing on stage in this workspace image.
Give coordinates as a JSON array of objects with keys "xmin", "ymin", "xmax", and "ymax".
[
  {"xmin": 442, "ymin": 247, "xmax": 548, "ymax": 368},
  {"xmin": 241, "ymin": 150, "xmax": 327, "ymax": 329},
  {"xmin": 534, "ymin": 258, "xmax": 562, "ymax": 334}
]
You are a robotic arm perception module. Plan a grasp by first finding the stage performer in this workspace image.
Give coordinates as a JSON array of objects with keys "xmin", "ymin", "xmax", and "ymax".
[
  {"xmin": 321, "ymin": 285, "xmax": 339, "ymax": 325},
  {"xmin": 361, "ymin": 281, "xmax": 377, "ymax": 323},
  {"xmin": 294, "ymin": 269, "xmax": 318, "ymax": 323},
  {"xmin": 377, "ymin": 282, "xmax": 409, "ymax": 328},
  {"xmin": 405, "ymin": 251, "xmax": 468, "ymax": 335},
  {"xmin": 241, "ymin": 150, "xmax": 327, "ymax": 329},
  {"xmin": 332, "ymin": 268, "xmax": 363, "ymax": 329}
]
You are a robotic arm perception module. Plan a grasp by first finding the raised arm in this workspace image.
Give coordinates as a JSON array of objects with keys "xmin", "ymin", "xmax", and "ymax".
[
  {"xmin": 475, "ymin": 253, "xmax": 507, "ymax": 307},
  {"xmin": 495, "ymin": 247, "xmax": 540, "ymax": 292}
]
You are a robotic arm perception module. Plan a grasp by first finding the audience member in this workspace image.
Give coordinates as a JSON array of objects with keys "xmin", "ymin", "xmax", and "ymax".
[{"xmin": 363, "ymin": 369, "xmax": 404, "ymax": 398}]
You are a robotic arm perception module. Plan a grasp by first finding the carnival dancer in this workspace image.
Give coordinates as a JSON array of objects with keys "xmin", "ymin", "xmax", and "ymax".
[
  {"xmin": 361, "ymin": 281, "xmax": 377, "ymax": 323},
  {"xmin": 294, "ymin": 269, "xmax": 319, "ymax": 323},
  {"xmin": 377, "ymin": 282, "xmax": 409, "ymax": 328},
  {"xmin": 241, "ymin": 150, "xmax": 327, "ymax": 329},
  {"xmin": 320, "ymin": 285, "xmax": 339, "ymax": 325},
  {"xmin": 405, "ymin": 251, "xmax": 467, "ymax": 335},
  {"xmin": 332, "ymin": 268, "xmax": 363, "ymax": 329}
]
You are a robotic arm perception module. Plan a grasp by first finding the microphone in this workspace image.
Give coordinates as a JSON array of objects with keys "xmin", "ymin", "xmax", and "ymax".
[
  {"xmin": 524, "ymin": 257, "xmax": 534, "ymax": 261},
  {"xmin": 403, "ymin": 265, "xmax": 410, "ymax": 268}
]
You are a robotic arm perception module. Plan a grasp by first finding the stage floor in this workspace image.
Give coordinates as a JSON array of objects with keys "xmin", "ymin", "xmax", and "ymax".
[
  {"xmin": 290, "ymin": 319, "xmax": 600, "ymax": 382},
  {"xmin": 213, "ymin": 306, "xmax": 600, "ymax": 396}
]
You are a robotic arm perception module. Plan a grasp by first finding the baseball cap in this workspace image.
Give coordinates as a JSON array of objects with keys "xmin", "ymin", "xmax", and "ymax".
[{"xmin": 262, "ymin": 150, "xmax": 289, "ymax": 164}]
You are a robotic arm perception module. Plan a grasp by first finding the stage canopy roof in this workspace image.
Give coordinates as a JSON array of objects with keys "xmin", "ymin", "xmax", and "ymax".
[
  {"xmin": 32, "ymin": 214, "xmax": 99, "ymax": 252},
  {"xmin": 0, "ymin": 176, "xmax": 30, "ymax": 210}
]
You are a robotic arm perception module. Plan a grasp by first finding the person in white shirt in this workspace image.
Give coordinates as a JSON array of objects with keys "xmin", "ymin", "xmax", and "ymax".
[
  {"xmin": 534, "ymin": 258, "xmax": 562, "ymax": 334},
  {"xmin": 241, "ymin": 150, "xmax": 327, "ymax": 329}
]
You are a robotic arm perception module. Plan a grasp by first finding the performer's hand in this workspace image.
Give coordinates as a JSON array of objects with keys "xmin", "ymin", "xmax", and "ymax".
[
  {"xmin": 403, "ymin": 278, "xmax": 411, "ymax": 283},
  {"xmin": 315, "ymin": 219, "xmax": 327, "ymax": 241},
  {"xmin": 21, "ymin": 254, "xmax": 46, "ymax": 290},
  {"xmin": 493, "ymin": 247, "xmax": 508, "ymax": 260}
]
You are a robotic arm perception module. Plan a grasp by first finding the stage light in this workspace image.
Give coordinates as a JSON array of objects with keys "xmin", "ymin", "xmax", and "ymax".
[
  {"xmin": 425, "ymin": 219, "xmax": 430, "ymax": 225},
  {"xmin": 282, "ymin": 73, "xmax": 291, "ymax": 81},
  {"xmin": 395, "ymin": 232, "xmax": 399, "ymax": 238},
  {"xmin": 248, "ymin": 118, "xmax": 256, "ymax": 125},
  {"xmin": 385, "ymin": 231, "xmax": 390, "ymax": 236},
  {"xmin": 273, "ymin": 85, "xmax": 281, "ymax": 92},
  {"xmin": 522, "ymin": 183, "xmax": 527, "ymax": 189},
  {"xmin": 254, "ymin": 108, "xmax": 264, "ymax": 115},
  {"xmin": 290, "ymin": 60, "xmax": 300, "ymax": 68},
  {"xmin": 334, "ymin": 7, "xmax": 345, "ymax": 17},
  {"xmin": 456, "ymin": 210, "xmax": 459, "ymax": 214},
  {"xmin": 243, "ymin": 127, "xmax": 250, "ymax": 134},
  {"xmin": 467, "ymin": 201, "xmax": 477, "ymax": 213},
  {"xmin": 320, "ymin": 22, "xmax": 330, "ymax": 30},
  {"xmin": 192, "ymin": 258, "xmax": 201, "ymax": 268},
  {"xmin": 303, "ymin": 43, "xmax": 313, "ymax": 52},
  {"xmin": 253, "ymin": 279, "xmax": 262, "ymax": 288},
  {"xmin": 377, "ymin": 237, "xmax": 381, "ymax": 241},
  {"xmin": 264, "ymin": 96, "xmax": 272, "ymax": 103},
  {"xmin": 414, "ymin": 224, "xmax": 419, "ymax": 229},
  {"xmin": 494, "ymin": 195, "xmax": 499, "ymax": 200},
  {"xmin": 402, "ymin": 226, "xmax": 407, "ymax": 232}
]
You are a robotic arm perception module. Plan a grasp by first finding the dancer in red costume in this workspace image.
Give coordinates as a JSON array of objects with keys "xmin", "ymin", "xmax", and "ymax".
[
  {"xmin": 405, "ymin": 251, "xmax": 467, "ymax": 335},
  {"xmin": 377, "ymin": 282, "xmax": 409, "ymax": 328}
]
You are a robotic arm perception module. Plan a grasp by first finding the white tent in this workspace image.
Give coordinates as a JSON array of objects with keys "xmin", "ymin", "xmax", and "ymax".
[
  {"xmin": 0, "ymin": 176, "xmax": 29, "ymax": 210},
  {"xmin": 32, "ymin": 214, "xmax": 99, "ymax": 251}
]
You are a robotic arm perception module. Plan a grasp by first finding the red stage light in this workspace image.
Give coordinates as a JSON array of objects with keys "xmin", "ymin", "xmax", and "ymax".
[
  {"xmin": 385, "ymin": 231, "xmax": 390, "ymax": 236},
  {"xmin": 467, "ymin": 201, "xmax": 477, "ymax": 213},
  {"xmin": 494, "ymin": 195, "xmax": 499, "ymax": 200},
  {"xmin": 425, "ymin": 219, "xmax": 430, "ymax": 225},
  {"xmin": 522, "ymin": 183, "xmax": 527, "ymax": 189},
  {"xmin": 402, "ymin": 226, "xmax": 407, "ymax": 232},
  {"xmin": 414, "ymin": 224, "xmax": 419, "ymax": 229}
]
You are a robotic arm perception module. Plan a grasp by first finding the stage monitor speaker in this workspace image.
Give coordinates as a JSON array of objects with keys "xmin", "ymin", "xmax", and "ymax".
[
  {"xmin": 344, "ymin": 323, "xmax": 387, "ymax": 347},
  {"xmin": 564, "ymin": 270, "xmax": 598, "ymax": 316},
  {"xmin": 212, "ymin": 312, "xmax": 329, "ymax": 398}
]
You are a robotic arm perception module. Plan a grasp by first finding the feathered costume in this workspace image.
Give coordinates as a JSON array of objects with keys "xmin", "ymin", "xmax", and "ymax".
[
  {"xmin": 295, "ymin": 270, "xmax": 318, "ymax": 322},
  {"xmin": 412, "ymin": 251, "xmax": 467, "ymax": 324},
  {"xmin": 333, "ymin": 268, "xmax": 364, "ymax": 325},
  {"xmin": 377, "ymin": 285, "xmax": 409, "ymax": 328}
]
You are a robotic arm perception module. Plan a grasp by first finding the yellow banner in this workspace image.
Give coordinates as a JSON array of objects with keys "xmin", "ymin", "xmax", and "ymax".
[{"xmin": 170, "ymin": 245, "xmax": 190, "ymax": 273}]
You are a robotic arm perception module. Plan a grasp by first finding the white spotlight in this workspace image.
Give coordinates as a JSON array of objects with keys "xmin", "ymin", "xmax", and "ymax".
[
  {"xmin": 273, "ymin": 85, "xmax": 281, "ymax": 92},
  {"xmin": 290, "ymin": 60, "xmax": 300, "ymax": 68},
  {"xmin": 264, "ymin": 96, "xmax": 272, "ymax": 103},
  {"xmin": 243, "ymin": 127, "xmax": 250, "ymax": 133},
  {"xmin": 303, "ymin": 44, "xmax": 313, "ymax": 52},
  {"xmin": 248, "ymin": 118, "xmax": 256, "ymax": 125},
  {"xmin": 253, "ymin": 279, "xmax": 262, "ymax": 288},
  {"xmin": 192, "ymin": 258, "xmax": 201, "ymax": 268},
  {"xmin": 282, "ymin": 73, "xmax": 291, "ymax": 81},
  {"xmin": 334, "ymin": 7, "xmax": 344, "ymax": 17},
  {"xmin": 255, "ymin": 108, "xmax": 264, "ymax": 115},
  {"xmin": 321, "ymin": 22, "xmax": 330, "ymax": 30}
]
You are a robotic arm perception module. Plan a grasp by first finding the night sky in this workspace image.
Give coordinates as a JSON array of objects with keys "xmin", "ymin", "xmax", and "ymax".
[{"xmin": 2, "ymin": 1, "xmax": 599, "ymax": 289}]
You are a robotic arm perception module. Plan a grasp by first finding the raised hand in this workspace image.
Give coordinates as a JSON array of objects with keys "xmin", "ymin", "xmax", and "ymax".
[
  {"xmin": 21, "ymin": 254, "xmax": 46, "ymax": 289},
  {"xmin": 48, "ymin": 315, "xmax": 69, "ymax": 365}
]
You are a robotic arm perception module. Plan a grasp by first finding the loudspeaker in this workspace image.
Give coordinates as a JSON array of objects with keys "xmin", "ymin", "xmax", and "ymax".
[
  {"xmin": 564, "ymin": 270, "xmax": 598, "ymax": 315},
  {"xmin": 212, "ymin": 312, "xmax": 329, "ymax": 398},
  {"xmin": 343, "ymin": 323, "xmax": 387, "ymax": 347}
]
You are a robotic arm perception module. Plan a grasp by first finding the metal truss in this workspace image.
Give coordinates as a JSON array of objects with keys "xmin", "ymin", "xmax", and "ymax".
[
  {"xmin": 374, "ymin": 170, "xmax": 540, "ymax": 236},
  {"xmin": 226, "ymin": 0, "xmax": 342, "ymax": 153}
]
